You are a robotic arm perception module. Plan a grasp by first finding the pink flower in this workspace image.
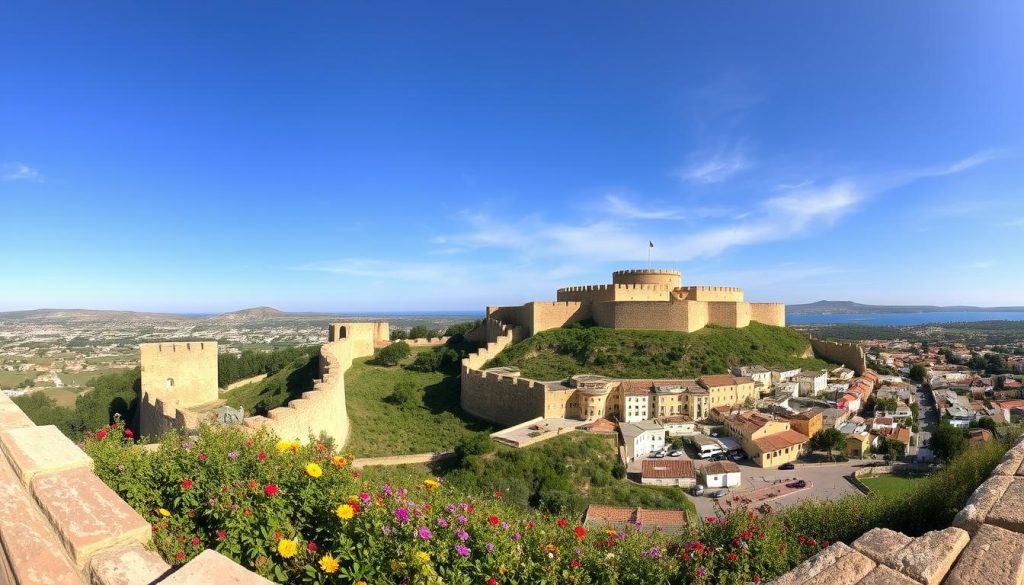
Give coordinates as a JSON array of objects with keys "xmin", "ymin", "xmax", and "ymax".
[{"xmin": 96, "ymin": 430, "xmax": 108, "ymax": 440}]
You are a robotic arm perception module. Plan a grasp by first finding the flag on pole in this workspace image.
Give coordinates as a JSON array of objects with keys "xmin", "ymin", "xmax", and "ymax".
[{"xmin": 649, "ymin": 240, "xmax": 654, "ymax": 248}]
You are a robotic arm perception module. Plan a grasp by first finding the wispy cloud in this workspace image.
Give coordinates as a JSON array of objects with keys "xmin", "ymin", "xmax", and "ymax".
[
  {"xmin": 675, "ymin": 144, "xmax": 750, "ymax": 184},
  {"xmin": 0, "ymin": 162, "xmax": 41, "ymax": 182},
  {"xmin": 604, "ymin": 194, "xmax": 687, "ymax": 220}
]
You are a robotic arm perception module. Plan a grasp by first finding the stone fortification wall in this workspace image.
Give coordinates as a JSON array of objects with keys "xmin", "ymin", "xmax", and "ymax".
[
  {"xmin": 524, "ymin": 301, "xmax": 588, "ymax": 335},
  {"xmin": 810, "ymin": 338, "xmax": 867, "ymax": 375},
  {"xmin": 611, "ymin": 268, "xmax": 682, "ymax": 287},
  {"xmin": 328, "ymin": 322, "xmax": 390, "ymax": 354},
  {"xmin": 773, "ymin": 435, "xmax": 1024, "ymax": 585},
  {"xmin": 556, "ymin": 283, "xmax": 672, "ymax": 304},
  {"xmin": 750, "ymin": 302, "xmax": 786, "ymax": 327},
  {"xmin": 140, "ymin": 341, "xmax": 218, "ymax": 410},
  {"xmin": 707, "ymin": 301, "xmax": 752, "ymax": 328},
  {"xmin": 405, "ymin": 336, "xmax": 451, "ymax": 347},
  {"xmin": 460, "ymin": 369, "xmax": 547, "ymax": 427},
  {"xmin": 593, "ymin": 300, "xmax": 695, "ymax": 332},
  {"xmin": 0, "ymin": 394, "xmax": 270, "ymax": 584},
  {"xmin": 223, "ymin": 373, "xmax": 269, "ymax": 391},
  {"xmin": 674, "ymin": 286, "xmax": 745, "ymax": 302}
]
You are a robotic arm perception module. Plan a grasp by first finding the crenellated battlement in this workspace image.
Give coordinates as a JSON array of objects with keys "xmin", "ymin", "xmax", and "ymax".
[
  {"xmin": 556, "ymin": 283, "xmax": 672, "ymax": 294},
  {"xmin": 612, "ymin": 268, "xmax": 681, "ymax": 276}
]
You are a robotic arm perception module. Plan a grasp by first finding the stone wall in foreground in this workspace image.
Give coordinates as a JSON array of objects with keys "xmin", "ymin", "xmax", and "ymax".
[
  {"xmin": 770, "ymin": 435, "xmax": 1024, "ymax": 585},
  {"xmin": 0, "ymin": 393, "xmax": 271, "ymax": 584}
]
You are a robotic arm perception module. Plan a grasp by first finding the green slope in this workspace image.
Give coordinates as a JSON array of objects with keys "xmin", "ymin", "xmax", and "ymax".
[{"xmin": 484, "ymin": 321, "xmax": 833, "ymax": 380}]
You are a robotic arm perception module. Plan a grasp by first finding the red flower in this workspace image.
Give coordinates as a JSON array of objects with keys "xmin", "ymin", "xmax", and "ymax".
[
  {"xmin": 557, "ymin": 517, "xmax": 568, "ymax": 528},
  {"xmin": 264, "ymin": 484, "xmax": 279, "ymax": 497},
  {"xmin": 175, "ymin": 551, "xmax": 185, "ymax": 561},
  {"xmin": 257, "ymin": 452, "xmax": 267, "ymax": 461},
  {"xmin": 124, "ymin": 429, "xmax": 134, "ymax": 439},
  {"xmin": 467, "ymin": 504, "xmax": 475, "ymax": 514},
  {"xmin": 754, "ymin": 577, "xmax": 762, "ymax": 584},
  {"xmin": 488, "ymin": 579, "xmax": 498, "ymax": 585},
  {"xmin": 96, "ymin": 430, "xmax": 108, "ymax": 440},
  {"xmin": 727, "ymin": 553, "xmax": 738, "ymax": 562},
  {"xmin": 190, "ymin": 536, "xmax": 200, "ymax": 546},
  {"xmin": 198, "ymin": 453, "xmax": 207, "ymax": 462},
  {"xmin": 573, "ymin": 526, "xmax": 587, "ymax": 540},
  {"xmin": 495, "ymin": 490, "xmax": 503, "ymax": 498},
  {"xmin": 488, "ymin": 515, "xmax": 499, "ymax": 526},
  {"xmin": 181, "ymin": 479, "xmax": 193, "ymax": 489},
  {"xmin": 273, "ymin": 530, "xmax": 282, "ymax": 540},
  {"xmin": 571, "ymin": 559, "xmax": 580, "ymax": 569},
  {"xmin": 741, "ymin": 530, "xmax": 752, "ymax": 540},
  {"xmin": 216, "ymin": 530, "xmax": 226, "ymax": 541},
  {"xmin": 779, "ymin": 543, "xmax": 787, "ymax": 552},
  {"xmin": 351, "ymin": 471, "xmax": 360, "ymax": 479},
  {"xmin": 822, "ymin": 539, "xmax": 830, "ymax": 548},
  {"xmin": 307, "ymin": 542, "xmax": 318, "ymax": 552}
]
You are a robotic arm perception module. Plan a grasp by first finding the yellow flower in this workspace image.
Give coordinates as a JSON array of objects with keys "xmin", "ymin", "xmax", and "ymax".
[
  {"xmin": 336, "ymin": 504, "xmax": 355, "ymax": 520},
  {"xmin": 277, "ymin": 538, "xmax": 298, "ymax": 558},
  {"xmin": 332, "ymin": 454, "xmax": 348, "ymax": 467},
  {"xmin": 390, "ymin": 560, "xmax": 402, "ymax": 572},
  {"xmin": 422, "ymin": 478, "xmax": 440, "ymax": 490},
  {"xmin": 157, "ymin": 508, "xmax": 171, "ymax": 517},
  {"xmin": 356, "ymin": 581, "xmax": 367, "ymax": 585},
  {"xmin": 305, "ymin": 463, "xmax": 323, "ymax": 478},
  {"xmin": 318, "ymin": 553, "xmax": 340, "ymax": 574},
  {"xmin": 276, "ymin": 440, "xmax": 301, "ymax": 453},
  {"xmin": 414, "ymin": 551, "xmax": 431, "ymax": 564}
]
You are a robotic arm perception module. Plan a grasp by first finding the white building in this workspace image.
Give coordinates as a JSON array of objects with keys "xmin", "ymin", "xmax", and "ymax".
[
  {"xmin": 797, "ymin": 371, "xmax": 828, "ymax": 396},
  {"xmin": 655, "ymin": 415, "xmax": 696, "ymax": 436},
  {"xmin": 622, "ymin": 390, "xmax": 652, "ymax": 423},
  {"xmin": 732, "ymin": 366, "xmax": 773, "ymax": 390},
  {"xmin": 620, "ymin": 421, "xmax": 666, "ymax": 462},
  {"xmin": 702, "ymin": 460, "xmax": 742, "ymax": 488},
  {"xmin": 772, "ymin": 368, "xmax": 802, "ymax": 384}
]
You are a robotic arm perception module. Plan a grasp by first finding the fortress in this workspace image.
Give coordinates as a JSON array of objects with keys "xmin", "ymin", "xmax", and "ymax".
[
  {"xmin": 138, "ymin": 322, "xmax": 389, "ymax": 445},
  {"xmin": 461, "ymin": 268, "xmax": 787, "ymax": 428},
  {"xmin": 485, "ymin": 268, "xmax": 785, "ymax": 337}
]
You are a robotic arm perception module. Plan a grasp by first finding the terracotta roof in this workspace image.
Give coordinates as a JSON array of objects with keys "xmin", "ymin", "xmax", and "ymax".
[
  {"xmin": 725, "ymin": 412, "xmax": 776, "ymax": 433},
  {"xmin": 654, "ymin": 415, "xmax": 694, "ymax": 424},
  {"xmin": 995, "ymin": 400, "xmax": 1024, "ymax": 410},
  {"xmin": 753, "ymin": 430, "xmax": 809, "ymax": 453},
  {"xmin": 641, "ymin": 459, "xmax": 695, "ymax": 479},
  {"xmin": 617, "ymin": 379, "xmax": 699, "ymax": 393},
  {"xmin": 789, "ymin": 409, "xmax": 822, "ymax": 420},
  {"xmin": 584, "ymin": 419, "xmax": 618, "ymax": 433},
  {"xmin": 699, "ymin": 374, "xmax": 752, "ymax": 388},
  {"xmin": 584, "ymin": 505, "xmax": 688, "ymax": 529},
  {"xmin": 702, "ymin": 460, "xmax": 740, "ymax": 475}
]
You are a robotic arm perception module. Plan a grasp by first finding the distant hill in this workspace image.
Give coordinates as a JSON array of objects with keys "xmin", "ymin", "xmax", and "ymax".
[
  {"xmin": 483, "ymin": 322, "xmax": 832, "ymax": 380},
  {"xmin": 787, "ymin": 300, "xmax": 1024, "ymax": 316},
  {"xmin": 211, "ymin": 306, "xmax": 289, "ymax": 321}
]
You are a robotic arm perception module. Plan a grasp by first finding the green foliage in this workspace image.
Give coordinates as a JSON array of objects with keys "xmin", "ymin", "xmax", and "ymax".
[
  {"xmin": 390, "ymin": 329, "xmax": 408, "ymax": 341},
  {"xmin": 407, "ymin": 346, "xmax": 463, "ymax": 373},
  {"xmin": 217, "ymin": 346, "xmax": 320, "ymax": 388},
  {"xmin": 930, "ymin": 422, "xmax": 968, "ymax": 462},
  {"xmin": 453, "ymin": 432, "xmax": 495, "ymax": 460},
  {"xmin": 969, "ymin": 417, "xmax": 997, "ymax": 432},
  {"xmin": 385, "ymin": 380, "xmax": 420, "ymax": 409},
  {"xmin": 13, "ymin": 368, "xmax": 140, "ymax": 441},
  {"xmin": 220, "ymin": 355, "xmax": 320, "ymax": 416},
  {"xmin": 909, "ymin": 364, "xmax": 928, "ymax": 382},
  {"xmin": 373, "ymin": 341, "xmax": 411, "ymax": 366},
  {"xmin": 443, "ymin": 319, "xmax": 483, "ymax": 339},
  {"xmin": 809, "ymin": 428, "xmax": 846, "ymax": 461},
  {"xmin": 408, "ymin": 326, "xmax": 440, "ymax": 340},
  {"xmin": 484, "ymin": 322, "xmax": 831, "ymax": 380}
]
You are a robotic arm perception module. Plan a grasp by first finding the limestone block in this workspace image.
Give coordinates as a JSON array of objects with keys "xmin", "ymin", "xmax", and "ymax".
[
  {"xmin": 852, "ymin": 528, "xmax": 913, "ymax": 564},
  {"xmin": 0, "ymin": 394, "xmax": 34, "ymax": 429},
  {"xmin": 769, "ymin": 542, "xmax": 875, "ymax": 585},
  {"xmin": 856, "ymin": 564, "xmax": 919, "ymax": 585},
  {"xmin": 992, "ymin": 444, "xmax": 1024, "ymax": 476},
  {"xmin": 31, "ymin": 467, "xmax": 151, "ymax": 568},
  {"xmin": 986, "ymin": 477, "xmax": 1024, "ymax": 534},
  {"xmin": 0, "ymin": 424, "xmax": 92, "ymax": 486},
  {"xmin": 881, "ymin": 527, "xmax": 968, "ymax": 585},
  {"xmin": 159, "ymin": 550, "xmax": 275, "ymax": 584},
  {"xmin": 88, "ymin": 544, "xmax": 170, "ymax": 585},
  {"xmin": 0, "ymin": 460, "xmax": 84, "ymax": 584},
  {"xmin": 943, "ymin": 524, "xmax": 1024, "ymax": 585},
  {"xmin": 953, "ymin": 474, "xmax": 1014, "ymax": 533}
]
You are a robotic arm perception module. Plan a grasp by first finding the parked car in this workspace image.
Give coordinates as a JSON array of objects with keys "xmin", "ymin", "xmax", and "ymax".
[
  {"xmin": 709, "ymin": 489, "xmax": 728, "ymax": 498},
  {"xmin": 779, "ymin": 462, "xmax": 795, "ymax": 470},
  {"xmin": 729, "ymin": 452, "xmax": 744, "ymax": 461},
  {"xmin": 669, "ymin": 450, "xmax": 683, "ymax": 457},
  {"xmin": 786, "ymin": 480, "xmax": 807, "ymax": 489},
  {"xmin": 650, "ymin": 452, "xmax": 665, "ymax": 459},
  {"xmin": 692, "ymin": 484, "xmax": 705, "ymax": 496}
]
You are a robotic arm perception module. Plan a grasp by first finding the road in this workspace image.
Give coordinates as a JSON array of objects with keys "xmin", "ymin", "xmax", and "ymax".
[{"xmin": 913, "ymin": 382, "xmax": 939, "ymax": 462}]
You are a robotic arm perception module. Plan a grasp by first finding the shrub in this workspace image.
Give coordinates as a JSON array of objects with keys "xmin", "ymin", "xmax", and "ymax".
[
  {"xmin": 385, "ymin": 380, "xmax": 420, "ymax": 409},
  {"xmin": 374, "ymin": 342, "xmax": 411, "ymax": 366}
]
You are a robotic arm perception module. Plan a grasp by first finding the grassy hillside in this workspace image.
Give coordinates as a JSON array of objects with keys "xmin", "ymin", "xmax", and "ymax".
[{"xmin": 485, "ymin": 321, "xmax": 833, "ymax": 380}]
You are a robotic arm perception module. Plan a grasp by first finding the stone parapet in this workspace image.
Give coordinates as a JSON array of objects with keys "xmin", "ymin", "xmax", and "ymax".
[
  {"xmin": 772, "ymin": 434, "xmax": 1024, "ymax": 585},
  {"xmin": 0, "ymin": 391, "xmax": 268, "ymax": 583}
]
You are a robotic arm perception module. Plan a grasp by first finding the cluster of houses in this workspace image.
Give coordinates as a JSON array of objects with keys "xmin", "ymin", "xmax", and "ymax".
[{"xmin": 930, "ymin": 370, "xmax": 1024, "ymax": 427}]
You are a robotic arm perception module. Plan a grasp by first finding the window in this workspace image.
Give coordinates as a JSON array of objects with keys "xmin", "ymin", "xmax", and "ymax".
[{"xmin": 165, "ymin": 378, "xmax": 174, "ymax": 389}]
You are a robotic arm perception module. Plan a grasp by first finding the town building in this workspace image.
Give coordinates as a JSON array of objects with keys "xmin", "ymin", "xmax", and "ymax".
[
  {"xmin": 702, "ymin": 460, "xmax": 742, "ymax": 488},
  {"xmin": 640, "ymin": 459, "xmax": 696, "ymax": 488},
  {"xmin": 583, "ymin": 505, "xmax": 689, "ymax": 534},
  {"xmin": 620, "ymin": 420, "xmax": 666, "ymax": 462}
]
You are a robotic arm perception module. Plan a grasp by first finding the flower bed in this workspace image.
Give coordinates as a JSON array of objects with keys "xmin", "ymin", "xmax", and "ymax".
[{"xmin": 83, "ymin": 422, "xmax": 825, "ymax": 584}]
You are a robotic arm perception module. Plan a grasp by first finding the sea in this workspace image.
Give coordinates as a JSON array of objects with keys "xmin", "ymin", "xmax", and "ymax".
[{"xmin": 786, "ymin": 311, "xmax": 1024, "ymax": 326}]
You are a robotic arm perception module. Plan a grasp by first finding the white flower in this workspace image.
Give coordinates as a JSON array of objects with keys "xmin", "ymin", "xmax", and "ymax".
[{"xmin": 606, "ymin": 552, "xmax": 615, "ymax": 559}]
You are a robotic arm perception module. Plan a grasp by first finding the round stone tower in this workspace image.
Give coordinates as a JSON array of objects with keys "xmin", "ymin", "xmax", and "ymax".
[{"xmin": 611, "ymin": 269, "xmax": 681, "ymax": 288}]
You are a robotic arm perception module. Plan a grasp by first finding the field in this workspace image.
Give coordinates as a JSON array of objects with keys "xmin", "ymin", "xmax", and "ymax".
[
  {"xmin": 343, "ymin": 349, "xmax": 495, "ymax": 457},
  {"xmin": 59, "ymin": 368, "xmax": 130, "ymax": 388},
  {"xmin": 485, "ymin": 321, "xmax": 833, "ymax": 380},
  {"xmin": 859, "ymin": 473, "xmax": 929, "ymax": 497},
  {"xmin": 36, "ymin": 387, "xmax": 82, "ymax": 407},
  {"xmin": 0, "ymin": 371, "xmax": 33, "ymax": 388}
]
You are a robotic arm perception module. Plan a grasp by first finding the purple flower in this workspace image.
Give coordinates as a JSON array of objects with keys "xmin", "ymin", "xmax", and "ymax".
[
  {"xmin": 227, "ymin": 451, "xmax": 239, "ymax": 460},
  {"xmin": 486, "ymin": 543, "xmax": 495, "ymax": 553},
  {"xmin": 513, "ymin": 532, "xmax": 521, "ymax": 541},
  {"xmin": 697, "ymin": 567, "xmax": 706, "ymax": 577},
  {"xmin": 456, "ymin": 530, "xmax": 470, "ymax": 541},
  {"xmin": 417, "ymin": 527, "xmax": 433, "ymax": 540},
  {"xmin": 456, "ymin": 515, "xmax": 468, "ymax": 525},
  {"xmin": 641, "ymin": 546, "xmax": 661, "ymax": 560},
  {"xmin": 394, "ymin": 508, "xmax": 410, "ymax": 524},
  {"xmin": 437, "ymin": 517, "xmax": 449, "ymax": 528},
  {"xmin": 501, "ymin": 521, "xmax": 510, "ymax": 530},
  {"xmin": 382, "ymin": 484, "xmax": 393, "ymax": 496},
  {"xmin": 182, "ymin": 441, "xmax": 194, "ymax": 450},
  {"xmin": 397, "ymin": 487, "xmax": 408, "ymax": 498},
  {"xmin": 381, "ymin": 525, "xmax": 392, "ymax": 535},
  {"xmin": 445, "ymin": 504, "xmax": 457, "ymax": 513},
  {"xmin": 455, "ymin": 544, "xmax": 470, "ymax": 558}
]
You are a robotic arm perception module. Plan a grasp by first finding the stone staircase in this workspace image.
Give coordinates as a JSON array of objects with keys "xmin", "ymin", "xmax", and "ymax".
[
  {"xmin": 0, "ymin": 394, "xmax": 272, "ymax": 584},
  {"xmin": 771, "ymin": 435, "xmax": 1024, "ymax": 584}
]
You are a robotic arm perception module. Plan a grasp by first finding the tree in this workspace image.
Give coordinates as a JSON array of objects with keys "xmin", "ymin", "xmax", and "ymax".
[
  {"xmin": 969, "ymin": 417, "xmax": 997, "ymax": 432},
  {"xmin": 454, "ymin": 432, "xmax": 495, "ymax": 460},
  {"xmin": 909, "ymin": 364, "xmax": 928, "ymax": 383},
  {"xmin": 373, "ymin": 341, "xmax": 411, "ymax": 366},
  {"xmin": 408, "ymin": 326, "xmax": 440, "ymax": 340},
  {"xmin": 811, "ymin": 428, "xmax": 847, "ymax": 461},
  {"xmin": 389, "ymin": 329, "xmax": 408, "ymax": 341},
  {"xmin": 385, "ymin": 380, "xmax": 420, "ymax": 409},
  {"xmin": 930, "ymin": 422, "xmax": 968, "ymax": 462}
]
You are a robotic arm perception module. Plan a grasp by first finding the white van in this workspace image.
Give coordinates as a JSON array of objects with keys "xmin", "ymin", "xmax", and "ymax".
[{"xmin": 698, "ymin": 444, "xmax": 725, "ymax": 459}]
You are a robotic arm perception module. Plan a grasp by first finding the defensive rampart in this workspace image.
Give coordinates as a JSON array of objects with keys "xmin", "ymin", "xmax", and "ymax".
[
  {"xmin": 405, "ymin": 336, "xmax": 451, "ymax": 347},
  {"xmin": 773, "ymin": 435, "xmax": 1024, "ymax": 585},
  {"xmin": 460, "ymin": 318, "xmax": 546, "ymax": 425},
  {"xmin": 810, "ymin": 337, "xmax": 867, "ymax": 375},
  {"xmin": 749, "ymin": 302, "xmax": 786, "ymax": 327},
  {"xmin": 0, "ymin": 394, "xmax": 271, "ymax": 584}
]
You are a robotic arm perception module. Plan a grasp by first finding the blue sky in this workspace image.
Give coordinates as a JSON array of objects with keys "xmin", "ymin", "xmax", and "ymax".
[{"xmin": 1, "ymin": 2, "xmax": 1022, "ymax": 313}]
